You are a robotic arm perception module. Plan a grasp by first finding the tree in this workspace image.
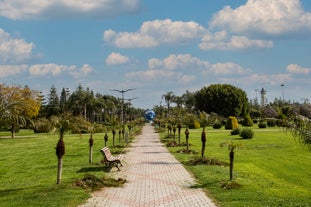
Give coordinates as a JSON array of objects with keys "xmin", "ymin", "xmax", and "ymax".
[
  {"xmin": 199, "ymin": 111, "xmax": 209, "ymax": 158},
  {"xmin": 162, "ymin": 91, "xmax": 175, "ymax": 118},
  {"xmin": 220, "ymin": 142, "xmax": 241, "ymax": 180},
  {"xmin": 287, "ymin": 116, "xmax": 311, "ymax": 150},
  {"xmin": 46, "ymin": 85, "xmax": 60, "ymax": 117},
  {"xmin": 50, "ymin": 113, "xmax": 90, "ymax": 184},
  {"xmin": 194, "ymin": 84, "xmax": 249, "ymax": 117},
  {"xmin": 0, "ymin": 84, "xmax": 41, "ymax": 138}
]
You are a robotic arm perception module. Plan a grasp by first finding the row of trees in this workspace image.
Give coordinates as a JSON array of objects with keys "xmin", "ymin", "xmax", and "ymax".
[
  {"xmin": 156, "ymin": 84, "xmax": 311, "ymax": 150},
  {"xmin": 40, "ymin": 84, "xmax": 144, "ymax": 124},
  {"xmin": 156, "ymin": 84, "xmax": 311, "ymax": 123}
]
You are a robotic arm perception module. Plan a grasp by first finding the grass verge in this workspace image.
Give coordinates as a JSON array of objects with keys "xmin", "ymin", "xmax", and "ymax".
[
  {"xmin": 159, "ymin": 126, "xmax": 311, "ymax": 207},
  {"xmin": 0, "ymin": 127, "xmax": 140, "ymax": 207}
]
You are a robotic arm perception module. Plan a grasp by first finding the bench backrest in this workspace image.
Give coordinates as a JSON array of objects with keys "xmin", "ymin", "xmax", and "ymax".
[{"xmin": 101, "ymin": 147, "xmax": 112, "ymax": 159}]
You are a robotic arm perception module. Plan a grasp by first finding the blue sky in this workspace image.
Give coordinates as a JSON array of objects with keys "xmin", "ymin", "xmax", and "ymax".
[{"xmin": 0, "ymin": 0, "xmax": 310, "ymax": 109}]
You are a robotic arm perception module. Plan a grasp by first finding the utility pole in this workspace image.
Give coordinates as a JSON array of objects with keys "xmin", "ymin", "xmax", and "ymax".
[{"xmin": 109, "ymin": 88, "xmax": 136, "ymax": 125}]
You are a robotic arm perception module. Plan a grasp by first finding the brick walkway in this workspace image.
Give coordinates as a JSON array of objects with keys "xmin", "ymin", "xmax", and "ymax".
[{"xmin": 79, "ymin": 125, "xmax": 218, "ymax": 207}]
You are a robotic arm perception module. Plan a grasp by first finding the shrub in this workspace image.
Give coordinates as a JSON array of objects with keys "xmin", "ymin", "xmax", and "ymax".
[
  {"xmin": 267, "ymin": 119, "xmax": 277, "ymax": 127},
  {"xmin": 240, "ymin": 128, "xmax": 254, "ymax": 139},
  {"xmin": 258, "ymin": 122, "xmax": 267, "ymax": 128},
  {"xmin": 225, "ymin": 116, "xmax": 239, "ymax": 130},
  {"xmin": 242, "ymin": 115, "xmax": 253, "ymax": 127},
  {"xmin": 193, "ymin": 119, "xmax": 201, "ymax": 129},
  {"xmin": 185, "ymin": 114, "xmax": 200, "ymax": 129},
  {"xmin": 231, "ymin": 128, "xmax": 240, "ymax": 135},
  {"xmin": 33, "ymin": 118, "xmax": 53, "ymax": 133},
  {"xmin": 213, "ymin": 122, "xmax": 222, "ymax": 129}
]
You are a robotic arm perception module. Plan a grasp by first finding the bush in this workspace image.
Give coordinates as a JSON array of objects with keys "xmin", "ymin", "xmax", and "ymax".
[
  {"xmin": 213, "ymin": 122, "xmax": 222, "ymax": 129},
  {"xmin": 258, "ymin": 122, "xmax": 267, "ymax": 128},
  {"xmin": 242, "ymin": 115, "xmax": 253, "ymax": 127},
  {"xmin": 225, "ymin": 116, "xmax": 239, "ymax": 130},
  {"xmin": 240, "ymin": 128, "xmax": 254, "ymax": 139},
  {"xmin": 267, "ymin": 119, "xmax": 277, "ymax": 127},
  {"xmin": 231, "ymin": 128, "xmax": 240, "ymax": 135},
  {"xmin": 33, "ymin": 118, "xmax": 53, "ymax": 133},
  {"xmin": 184, "ymin": 114, "xmax": 201, "ymax": 129}
]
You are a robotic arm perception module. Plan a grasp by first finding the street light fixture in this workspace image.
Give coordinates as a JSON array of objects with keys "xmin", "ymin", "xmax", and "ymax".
[
  {"xmin": 281, "ymin": 84, "xmax": 284, "ymax": 101},
  {"xmin": 109, "ymin": 88, "xmax": 136, "ymax": 125}
]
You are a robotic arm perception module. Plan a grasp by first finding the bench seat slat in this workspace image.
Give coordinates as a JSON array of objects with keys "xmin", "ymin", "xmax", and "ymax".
[{"xmin": 100, "ymin": 147, "xmax": 123, "ymax": 170}]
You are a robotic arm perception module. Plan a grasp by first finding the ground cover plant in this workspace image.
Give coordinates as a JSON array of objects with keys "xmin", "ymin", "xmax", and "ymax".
[
  {"xmin": 0, "ymin": 128, "xmax": 138, "ymax": 207},
  {"xmin": 160, "ymin": 126, "xmax": 311, "ymax": 207}
]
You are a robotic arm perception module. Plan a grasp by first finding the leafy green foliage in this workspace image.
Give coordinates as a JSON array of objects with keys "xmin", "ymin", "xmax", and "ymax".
[
  {"xmin": 258, "ymin": 122, "xmax": 267, "ymax": 128},
  {"xmin": 194, "ymin": 84, "xmax": 249, "ymax": 117},
  {"xmin": 230, "ymin": 128, "xmax": 240, "ymax": 135},
  {"xmin": 213, "ymin": 122, "xmax": 222, "ymax": 129},
  {"xmin": 240, "ymin": 128, "xmax": 254, "ymax": 139},
  {"xmin": 242, "ymin": 115, "xmax": 253, "ymax": 127},
  {"xmin": 225, "ymin": 116, "xmax": 239, "ymax": 130}
]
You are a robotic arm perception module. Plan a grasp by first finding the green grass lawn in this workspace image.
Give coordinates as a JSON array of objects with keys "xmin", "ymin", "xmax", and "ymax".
[
  {"xmin": 0, "ymin": 129, "xmax": 133, "ymax": 207},
  {"xmin": 159, "ymin": 126, "xmax": 311, "ymax": 207}
]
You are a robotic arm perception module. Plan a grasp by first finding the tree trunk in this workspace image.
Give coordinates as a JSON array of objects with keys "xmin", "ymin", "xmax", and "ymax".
[
  {"xmin": 57, "ymin": 157, "xmax": 63, "ymax": 184},
  {"xmin": 229, "ymin": 151, "xmax": 234, "ymax": 180},
  {"xmin": 186, "ymin": 138, "xmax": 189, "ymax": 151},
  {"xmin": 112, "ymin": 129, "xmax": 116, "ymax": 147},
  {"xmin": 201, "ymin": 142, "xmax": 206, "ymax": 158},
  {"xmin": 56, "ymin": 138, "xmax": 65, "ymax": 185},
  {"xmin": 89, "ymin": 146, "xmax": 93, "ymax": 164},
  {"xmin": 11, "ymin": 123, "xmax": 16, "ymax": 138}
]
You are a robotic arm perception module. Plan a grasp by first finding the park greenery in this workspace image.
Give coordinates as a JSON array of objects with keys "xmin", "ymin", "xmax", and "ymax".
[{"xmin": 1, "ymin": 82, "xmax": 311, "ymax": 206}]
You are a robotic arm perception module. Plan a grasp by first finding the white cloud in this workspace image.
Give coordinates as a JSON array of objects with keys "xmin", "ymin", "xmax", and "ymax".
[
  {"xmin": 210, "ymin": 62, "xmax": 249, "ymax": 75},
  {"xmin": 29, "ymin": 63, "xmax": 93, "ymax": 78},
  {"xmin": 69, "ymin": 64, "xmax": 94, "ymax": 79},
  {"xmin": 104, "ymin": 19, "xmax": 206, "ymax": 48},
  {"xmin": 0, "ymin": 0, "xmax": 141, "ymax": 20},
  {"xmin": 221, "ymin": 73, "xmax": 292, "ymax": 86},
  {"xmin": 199, "ymin": 31, "xmax": 273, "ymax": 50},
  {"xmin": 0, "ymin": 28, "xmax": 34, "ymax": 64},
  {"xmin": 210, "ymin": 0, "xmax": 311, "ymax": 36},
  {"xmin": 0, "ymin": 65, "xmax": 28, "ymax": 77},
  {"xmin": 106, "ymin": 52, "xmax": 130, "ymax": 65},
  {"xmin": 287, "ymin": 64, "xmax": 311, "ymax": 74},
  {"xmin": 148, "ymin": 54, "xmax": 209, "ymax": 70}
]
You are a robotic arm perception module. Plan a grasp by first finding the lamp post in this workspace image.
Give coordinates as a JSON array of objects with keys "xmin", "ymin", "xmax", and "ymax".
[
  {"xmin": 125, "ymin": 97, "xmax": 138, "ymax": 121},
  {"xmin": 109, "ymin": 88, "xmax": 136, "ymax": 125},
  {"xmin": 281, "ymin": 84, "xmax": 284, "ymax": 101}
]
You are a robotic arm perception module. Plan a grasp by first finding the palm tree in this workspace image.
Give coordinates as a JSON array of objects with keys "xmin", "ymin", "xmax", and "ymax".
[
  {"xmin": 162, "ymin": 91, "xmax": 175, "ymax": 118},
  {"xmin": 50, "ymin": 113, "xmax": 90, "ymax": 184}
]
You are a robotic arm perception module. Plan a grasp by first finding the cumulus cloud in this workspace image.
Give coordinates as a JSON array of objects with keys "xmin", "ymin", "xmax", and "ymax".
[
  {"xmin": 210, "ymin": 62, "xmax": 250, "ymax": 75},
  {"xmin": 221, "ymin": 73, "xmax": 292, "ymax": 86},
  {"xmin": 148, "ymin": 54, "xmax": 209, "ymax": 70},
  {"xmin": 199, "ymin": 31, "xmax": 273, "ymax": 50},
  {"xmin": 29, "ymin": 63, "xmax": 93, "ymax": 78},
  {"xmin": 103, "ymin": 19, "xmax": 206, "ymax": 48},
  {"xmin": 0, "ymin": 0, "xmax": 141, "ymax": 20},
  {"xmin": 0, "ymin": 65, "xmax": 28, "ymax": 77},
  {"xmin": 0, "ymin": 28, "xmax": 34, "ymax": 64},
  {"xmin": 106, "ymin": 52, "xmax": 129, "ymax": 65},
  {"xmin": 287, "ymin": 64, "xmax": 311, "ymax": 74},
  {"xmin": 210, "ymin": 0, "xmax": 311, "ymax": 36}
]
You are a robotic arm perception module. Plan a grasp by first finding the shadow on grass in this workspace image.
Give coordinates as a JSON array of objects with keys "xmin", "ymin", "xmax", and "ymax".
[
  {"xmin": 190, "ymin": 181, "xmax": 220, "ymax": 189},
  {"xmin": 77, "ymin": 166, "xmax": 112, "ymax": 173}
]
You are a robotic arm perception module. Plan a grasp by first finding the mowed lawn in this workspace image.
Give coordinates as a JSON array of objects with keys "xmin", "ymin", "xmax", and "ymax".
[
  {"xmin": 0, "ymin": 130, "xmax": 129, "ymax": 207},
  {"xmin": 160, "ymin": 127, "xmax": 311, "ymax": 207}
]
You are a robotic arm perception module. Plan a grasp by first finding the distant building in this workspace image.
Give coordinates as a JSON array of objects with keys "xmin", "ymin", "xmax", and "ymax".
[{"xmin": 260, "ymin": 88, "xmax": 267, "ymax": 106}]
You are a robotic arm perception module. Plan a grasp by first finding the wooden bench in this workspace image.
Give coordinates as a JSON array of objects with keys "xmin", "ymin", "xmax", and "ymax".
[{"xmin": 100, "ymin": 147, "xmax": 123, "ymax": 170}]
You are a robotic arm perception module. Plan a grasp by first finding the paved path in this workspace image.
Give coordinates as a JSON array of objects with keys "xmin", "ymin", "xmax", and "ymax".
[{"xmin": 79, "ymin": 125, "xmax": 217, "ymax": 207}]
